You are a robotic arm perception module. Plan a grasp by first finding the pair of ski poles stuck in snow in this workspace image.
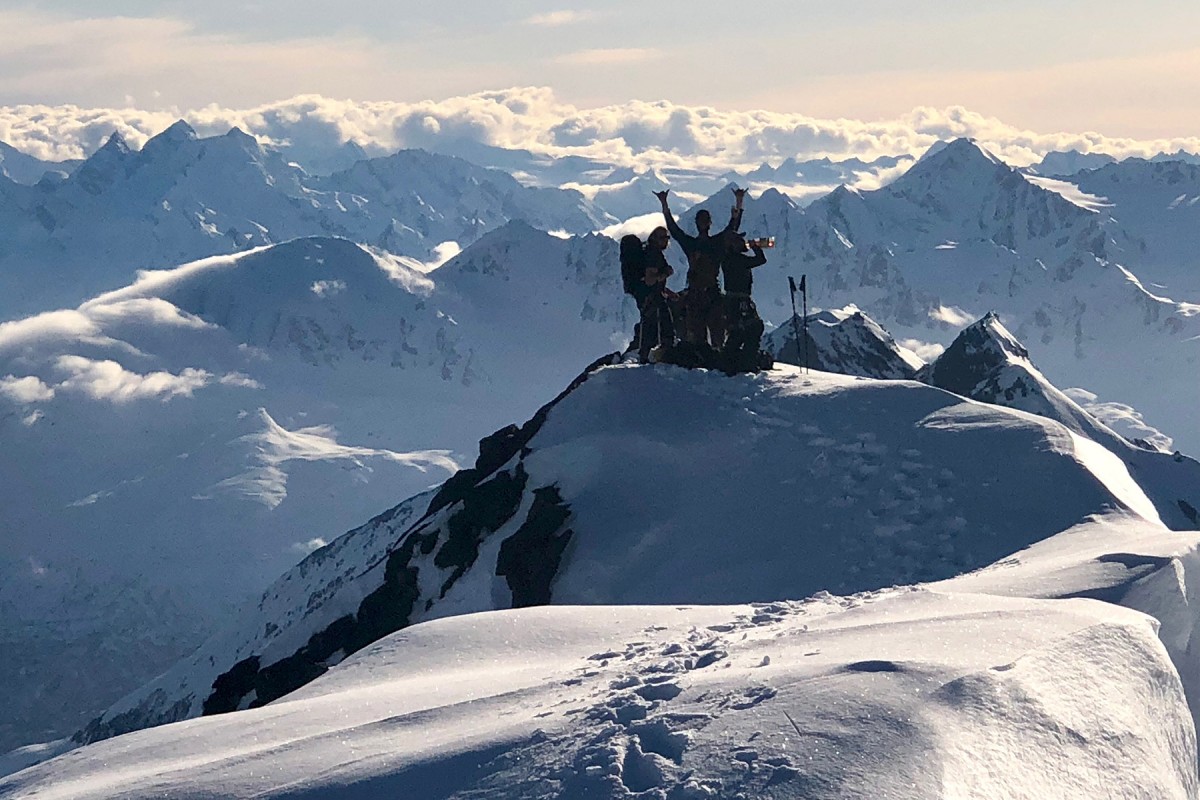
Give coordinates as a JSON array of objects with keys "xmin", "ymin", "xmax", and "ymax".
[{"xmin": 788, "ymin": 274, "xmax": 809, "ymax": 373}]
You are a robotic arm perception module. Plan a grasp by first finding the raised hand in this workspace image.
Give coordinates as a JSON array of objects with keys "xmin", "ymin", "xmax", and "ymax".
[
  {"xmin": 732, "ymin": 187, "xmax": 747, "ymax": 202},
  {"xmin": 653, "ymin": 190, "xmax": 670, "ymax": 203}
]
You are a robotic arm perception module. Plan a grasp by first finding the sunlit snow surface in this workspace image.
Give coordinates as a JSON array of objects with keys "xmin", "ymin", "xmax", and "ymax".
[
  {"xmin": 1, "ymin": 587, "xmax": 1194, "ymax": 799},
  {"xmin": 8, "ymin": 364, "xmax": 1200, "ymax": 797},
  {"xmin": 1021, "ymin": 173, "xmax": 1114, "ymax": 212}
]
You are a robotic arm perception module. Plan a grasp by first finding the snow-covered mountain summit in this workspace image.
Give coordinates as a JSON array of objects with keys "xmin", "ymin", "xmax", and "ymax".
[
  {"xmin": 72, "ymin": 337, "xmax": 1200, "ymax": 747},
  {"xmin": 0, "ymin": 141, "xmax": 77, "ymax": 185},
  {"xmin": 666, "ymin": 138, "xmax": 1200, "ymax": 456},
  {"xmin": 764, "ymin": 306, "xmax": 923, "ymax": 379},
  {"xmin": 919, "ymin": 312, "xmax": 1200, "ymax": 530}
]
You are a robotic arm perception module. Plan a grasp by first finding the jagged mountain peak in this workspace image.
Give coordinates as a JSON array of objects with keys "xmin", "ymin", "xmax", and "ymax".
[
  {"xmin": 764, "ymin": 305, "xmax": 924, "ymax": 379},
  {"xmin": 905, "ymin": 137, "xmax": 1009, "ymax": 182},
  {"xmin": 917, "ymin": 311, "xmax": 1028, "ymax": 394},
  {"xmin": 755, "ymin": 185, "xmax": 798, "ymax": 209},
  {"xmin": 919, "ymin": 315, "xmax": 1200, "ymax": 530},
  {"xmin": 156, "ymin": 119, "xmax": 199, "ymax": 143},
  {"xmin": 97, "ymin": 131, "xmax": 130, "ymax": 155},
  {"xmin": 223, "ymin": 126, "xmax": 258, "ymax": 144},
  {"xmin": 136, "ymin": 120, "xmax": 199, "ymax": 161}
]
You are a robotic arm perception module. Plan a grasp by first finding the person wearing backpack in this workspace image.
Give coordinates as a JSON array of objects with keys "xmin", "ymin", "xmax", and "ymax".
[
  {"xmin": 637, "ymin": 227, "xmax": 677, "ymax": 362},
  {"xmin": 619, "ymin": 231, "xmax": 676, "ymax": 362},
  {"xmin": 653, "ymin": 186, "xmax": 745, "ymax": 352},
  {"xmin": 619, "ymin": 233, "xmax": 648, "ymax": 357}
]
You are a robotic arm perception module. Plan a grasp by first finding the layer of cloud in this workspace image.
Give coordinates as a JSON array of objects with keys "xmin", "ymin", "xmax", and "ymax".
[
  {"xmin": 5, "ymin": 88, "xmax": 1200, "ymax": 175},
  {"xmin": 0, "ymin": 375, "xmax": 55, "ymax": 404},
  {"xmin": 54, "ymin": 356, "xmax": 211, "ymax": 403}
]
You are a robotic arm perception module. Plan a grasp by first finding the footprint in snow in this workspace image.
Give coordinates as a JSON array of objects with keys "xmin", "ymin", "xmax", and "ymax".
[{"xmin": 729, "ymin": 685, "xmax": 777, "ymax": 710}]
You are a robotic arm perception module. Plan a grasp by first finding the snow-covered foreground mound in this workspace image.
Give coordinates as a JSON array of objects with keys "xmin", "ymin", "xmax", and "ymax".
[
  {"xmin": 72, "ymin": 359, "xmax": 1192, "ymax": 745},
  {"xmin": 3, "ymin": 590, "xmax": 1194, "ymax": 799}
]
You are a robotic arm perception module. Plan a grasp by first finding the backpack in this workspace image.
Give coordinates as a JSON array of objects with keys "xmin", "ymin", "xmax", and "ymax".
[{"xmin": 619, "ymin": 235, "xmax": 646, "ymax": 296}]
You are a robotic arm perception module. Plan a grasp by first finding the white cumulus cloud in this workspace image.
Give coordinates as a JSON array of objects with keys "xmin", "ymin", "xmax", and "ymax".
[
  {"xmin": 5, "ymin": 89, "xmax": 1200, "ymax": 177},
  {"xmin": 53, "ymin": 355, "xmax": 211, "ymax": 403},
  {"xmin": 0, "ymin": 375, "xmax": 55, "ymax": 404}
]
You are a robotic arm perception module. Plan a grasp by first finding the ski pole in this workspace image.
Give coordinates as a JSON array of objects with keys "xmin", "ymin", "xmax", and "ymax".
[
  {"xmin": 788, "ymin": 276, "xmax": 803, "ymax": 368},
  {"xmin": 800, "ymin": 274, "xmax": 808, "ymax": 374}
]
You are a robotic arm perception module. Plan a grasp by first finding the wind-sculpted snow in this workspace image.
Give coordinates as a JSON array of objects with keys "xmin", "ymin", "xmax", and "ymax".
[
  {"xmin": 69, "ymin": 359, "xmax": 1189, "ymax": 750},
  {"xmin": 5, "ymin": 592, "xmax": 1195, "ymax": 799}
]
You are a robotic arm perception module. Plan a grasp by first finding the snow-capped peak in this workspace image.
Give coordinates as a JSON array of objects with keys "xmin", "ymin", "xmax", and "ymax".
[
  {"xmin": 919, "ymin": 314, "xmax": 1200, "ymax": 530},
  {"xmin": 152, "ymin": 119, "xmax": 199, "ymax": 145},
  {"xmin": 906, "ymin": 137, "xmax": 1009, "ymax": 182}
]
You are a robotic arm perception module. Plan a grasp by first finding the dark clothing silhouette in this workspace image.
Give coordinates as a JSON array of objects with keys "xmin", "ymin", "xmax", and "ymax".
[
  {"xmin": 721, "ymin": 245, "xmax": 768, "ymax": 369},
  {"xmin": 721, "ymin": 246, "xmax": 767, "ymax": 295},
  {"xmin": 662, "ymin": 206, "xmax": 744, "ymax": 292},
  {"xmin": 636, "ymin": 247, "xmax": 676, "ymax": 361}
]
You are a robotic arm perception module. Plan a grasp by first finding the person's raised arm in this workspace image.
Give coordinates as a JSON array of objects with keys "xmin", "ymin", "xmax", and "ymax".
[
  {"xmin": 722, "ymin": 187, "xmax": 747, "ymax": 235},
  {"xmin": 654, "ymin": 189, "xmax": 688, "ymax": 243},
  {"xmin": 747, "ymin": 244, "xmax": 767, "ymax": 269}
]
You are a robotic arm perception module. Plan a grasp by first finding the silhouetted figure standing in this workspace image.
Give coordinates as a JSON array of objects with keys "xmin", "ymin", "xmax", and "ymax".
[
  {"xmin": 636, "ymin": 226, "xmax": 677, "ymax": 362},
  {"xmin": 655, "ymin": 187, "xmax": 745, "ymax": 350},
  {"xmin": 721, "ymin": 232, "xmax": 768, "ymax": 370}
]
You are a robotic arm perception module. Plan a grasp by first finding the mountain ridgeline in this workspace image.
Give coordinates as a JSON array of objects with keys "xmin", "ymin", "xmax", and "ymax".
[{"xmin": 75, "ymin": 311, "xmax": 1200, "ymax": 745}]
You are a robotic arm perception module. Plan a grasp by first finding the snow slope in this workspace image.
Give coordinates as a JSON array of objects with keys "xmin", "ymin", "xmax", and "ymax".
[
  {"xmin": 3, "ymin": 589, "xmax": 1193, "ymax": 799},
  {"xmin": 1067, "ymin": 159, "xmax": 1200, "ymax": 299},
  {"xmin": 918, "ymin": 312, "xmax": 1200, "ymax": 531},
  {"xmin": 72, "ymin": 357, "xmax": 1192, "ymax": 746},
  {"xmin": 0, "ymin": 142, "xmax": 76, "ymax": 184}
]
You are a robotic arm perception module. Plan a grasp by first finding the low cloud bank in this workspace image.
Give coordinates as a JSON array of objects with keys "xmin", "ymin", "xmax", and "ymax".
[{"xmin": 4, "ymin": 88, "xmax": 1199, "ymax": 172}]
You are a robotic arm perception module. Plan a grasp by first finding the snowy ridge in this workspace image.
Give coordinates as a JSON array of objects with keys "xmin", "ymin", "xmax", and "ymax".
[
  {"xmin": 764, "ymin": 305, "xmax": 923, "ymax": 379},
  {"xmin": 69, "ymin": 355, "xmax": 1191, "ymax": 748},
  {"xmin": 919, "ymin": 313, "xmax": 1200, "ymax": 531},
  {"xmin": 0, "ymin": 141, "xmax": 77, "ymax": 185},
  {"xmin": 592, "ymin": 138, "xmax": 1200, "ymax": 455}
]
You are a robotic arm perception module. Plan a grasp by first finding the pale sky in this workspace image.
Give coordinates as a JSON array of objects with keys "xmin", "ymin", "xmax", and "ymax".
[{"xmin": 2, "ymin": 1, "xmax": 1199, "ymax": 138}]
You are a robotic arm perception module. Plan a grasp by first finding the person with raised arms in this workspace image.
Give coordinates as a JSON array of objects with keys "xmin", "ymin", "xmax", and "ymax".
[{"xmin": 654, "ymin": 186, "xmax": 745, "ymax": 351}]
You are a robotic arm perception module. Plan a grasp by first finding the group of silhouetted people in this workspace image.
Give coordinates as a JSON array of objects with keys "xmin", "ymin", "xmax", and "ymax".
[{"xmin": 619, "ymin": 187, "xmax": 770, "ymax": 371}]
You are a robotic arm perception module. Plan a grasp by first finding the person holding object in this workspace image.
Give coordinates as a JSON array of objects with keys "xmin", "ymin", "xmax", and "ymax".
[
  {"xmin": 720, "ymin": 232, "xmax": 768, "ymax": 370},
  {"xmin": 654, "ymin": 186, "xmax": 745, "ymax": 350}
]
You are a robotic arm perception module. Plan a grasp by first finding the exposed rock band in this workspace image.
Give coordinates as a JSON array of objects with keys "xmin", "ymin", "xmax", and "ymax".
[{"xmin": 620, "ymin": 187, "xmax": 773, "ymax": 372}]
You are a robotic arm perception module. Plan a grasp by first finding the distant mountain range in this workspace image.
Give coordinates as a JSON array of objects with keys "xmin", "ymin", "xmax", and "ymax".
[{"xmin": 2, "ymin": 127, "xmax": 1199, "ymax": 756}]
